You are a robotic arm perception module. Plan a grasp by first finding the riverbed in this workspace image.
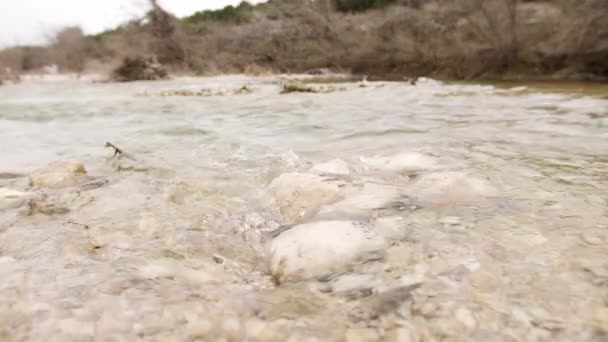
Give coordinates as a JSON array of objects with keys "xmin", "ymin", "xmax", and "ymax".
[{"xmin": 1, "ymin": 76, "xmax": 607, "ymax": 341}]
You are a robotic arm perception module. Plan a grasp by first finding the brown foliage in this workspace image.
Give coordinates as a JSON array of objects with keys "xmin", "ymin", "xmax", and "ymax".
[
  {"xmin": 112, "ymin": 56, "xmax": 168, "ymax": 81},
  {"xmin": 1, "ymin": 0, "xmax": 606, "ymax": 80}
]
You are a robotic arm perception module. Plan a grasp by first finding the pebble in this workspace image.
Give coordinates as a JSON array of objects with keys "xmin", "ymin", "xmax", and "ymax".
[
  {"xmin": 310, "ymin": 159, "xmax": 351, "ymax": 175},
  {"xmin": 406, "ymin": 171, "xmax": 498, "ymax": 206},
  {"xmin": 360, "ymin": 152, "xmax": 437, "ymax": 174},
  {"xmin": 344, "ymin": 328, "xmax": 380, "ymax": 342},
  {"xmin": 469, "ymin": 270, "xmax": 501, "ymax": 292},
  {"xmin": 0, "ymin": 188, "xmax": 31, "ymax": 210},
  {"xmin": 581, "ymin": 232, "xmax": 605, "ymax": 246},
  {"xmin": 455, "ymin": 308, "xmax": 477, "ymax": 329}
]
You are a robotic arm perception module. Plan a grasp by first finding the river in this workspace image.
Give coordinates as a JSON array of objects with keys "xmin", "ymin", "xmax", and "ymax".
[{"xmin": 1, "ymin": 76, "xmax": 607, "ymax": 341}]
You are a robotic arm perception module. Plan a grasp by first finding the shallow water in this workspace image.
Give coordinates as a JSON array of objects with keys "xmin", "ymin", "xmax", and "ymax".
[{"xmin": 0, "ymin": 76, "xmax": 607, "ymax": 341}]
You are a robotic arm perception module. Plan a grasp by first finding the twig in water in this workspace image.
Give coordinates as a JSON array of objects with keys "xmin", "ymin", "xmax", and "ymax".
[
  {"xmin": 105, "ymin": 142, "xmax": 123, "ymax": 158},
  {"xmin": 67, "ymin": 220, "xmax": 90, "ymax": 230}
]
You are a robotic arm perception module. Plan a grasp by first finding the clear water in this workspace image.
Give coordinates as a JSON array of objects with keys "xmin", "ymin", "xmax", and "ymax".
[{"xmin": 1, "ymin": 76, "xmax": 607, "ymax": 341}]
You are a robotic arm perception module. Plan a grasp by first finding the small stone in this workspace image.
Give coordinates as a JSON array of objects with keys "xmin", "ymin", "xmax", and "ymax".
[
  {"xmin": 469, "ymin": 270, "xmax": 501, "ymax": 292},
  {"xmin": 386, "ymin": 327, "xmax": 414, "ymax": 342},
  {"xmin": 455, "ymin": 308, "xmax": 477, "ymax": 329},
  {"xmin": 407, "ymin": 171, "xmax": 498, "ymax": 206},
  {"xmin": 310, "ymin": 159, "xmax": 351, "ymax": 175},
  {"xmin": 344, "ymin": 328, "xmax": 379, "ymax": 342},
  {"xmin": 185, "ymin": 319, "xmax": 213, "ymax": 339},
  {"xmin": 0, "ymin": 188, "xmax": 31, "ymax": 210},
  {"xmin": 582, "ymin": 233, "xmax": 605, "ymax": 246},
  {"xmin": 360, "ymin": 152, "xmax": 437, "ymax": 174},
  {"xmin": 212, "ymin": 255, "xmax": 225, "ymax": 264},
  {"xmin": 268, "ymin": 173, "xmax": 342, "ymax": 224},
  {"xmin": 439, "ymin": 216, "xmax": 462, "ymax": 226},
  {"xmin": 419, "ymin": 302, "xmax": 438, "ymax": 317},
  {"xmin": 30, "ymin": 161, "xmax": 88, "ymax": 189},
  {"xmin": 220, "ymin": 316, "xmax": 243, "ymax": 340},
  {"xmin": 244, "ymin": 319, "xmax": 288, "ymax": 341}
]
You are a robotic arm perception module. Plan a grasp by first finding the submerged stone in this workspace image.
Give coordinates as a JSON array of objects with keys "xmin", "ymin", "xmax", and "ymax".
[
  {"xmin": 406, "ymin": 171, "xmax": 498, "ymax": 206},
  {"xmin": 0, "ymin": 188, "xmax": 32, "ymax": 210},
  {"xmin": 30, "ymin": 161, "xmax": 88, "ymax": 189},
  {"xmin": 360, "ymin": 152, "xmax": 437, "ymax": 174},
  {"xmin": 268, "ymin": 173, "xmax": 342, "ymax": 224},
  {"xmin": 310, "ymin": 159, "xmax": 351, "ymax": 175},
  {"xmin": 267, "ymin": 220, "xmax": 386, "ymax": 284}
]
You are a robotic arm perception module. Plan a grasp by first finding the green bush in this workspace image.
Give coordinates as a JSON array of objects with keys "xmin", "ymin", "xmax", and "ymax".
[
  {"xmin": 184, "ymin": 1, "xmax": 255, "ymax": 25},
  {"xmin": 334, "ymin": 0, "xmax": 397, "ymax": 12}
]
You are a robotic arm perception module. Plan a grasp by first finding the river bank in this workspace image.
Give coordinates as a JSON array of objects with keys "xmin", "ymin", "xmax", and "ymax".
[{"xmin": 1, "ymin": 1, "xmax": 607, "ymax": 84}]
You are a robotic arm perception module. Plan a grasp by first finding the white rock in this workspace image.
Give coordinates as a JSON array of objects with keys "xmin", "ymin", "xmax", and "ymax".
[
  {"xmin": 407, "ymin": 171, "xmax": 498, "ymax": 206},
  {"xmin": 30, "ymin": 161, "xmax": 88, "ymax": 189},
  {"xmin": 0, "ymin": 188, "xmax": 32, "ymax": 210},
  {"xmin": 139, "ymin": 258, "xmax": 225, "ymax": 284},
  {"xmin": 373, "ymin": 216, "xmax": 406, "ymax": 240},
  {"xmin": 361, "ymin": 152, "xmax": 437, "ymax": 174},
  {"xmin": 267, "ymin": 220, "xmax": 386, "ymax": 283},
  {"xmin": 268, "ymin": 173, "xmax": 342, "ymax": 224},
  {"xmin": 310, "ymin": 159, "xmax": 350, "ymax": 175},
  {"xmin": 455, "ymin": 307, "xmax": 477, "ymax": 329},
  {"xmin": 317, "ymin": 182, "xmax": 400, "ymax": 218}
]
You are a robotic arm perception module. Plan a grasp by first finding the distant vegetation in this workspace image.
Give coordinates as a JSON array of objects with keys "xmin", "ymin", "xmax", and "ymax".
[
  {"xmin": 183, "ymin": 2, "xmax": 259, "ymax": 25},
  {"xmin": 1, "ymin": 0, "xmax": 607, "ymax": 82},
  {"xmin": 334, "ymin": 0, "xmax": 398, "ymax": 12}
]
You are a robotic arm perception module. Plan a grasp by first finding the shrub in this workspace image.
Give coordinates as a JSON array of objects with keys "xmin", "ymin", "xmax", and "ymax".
[{"xmin": 334, "ymin": 0, "xmax": 398, "ymax": 12}]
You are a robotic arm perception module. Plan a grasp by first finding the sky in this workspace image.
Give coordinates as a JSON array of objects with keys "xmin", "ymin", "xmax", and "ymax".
[{"xmin": 0, "ymin": 0, "xmax": 262, "ymax": 47}]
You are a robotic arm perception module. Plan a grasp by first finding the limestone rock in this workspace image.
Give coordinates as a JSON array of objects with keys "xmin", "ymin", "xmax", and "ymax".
[
  {"xmin": 267, "ymin": 220, "xmax": 386, "ymax": 283},
  {"xmin": 317, "ymin": 182, "xmax": 401, "ymax": 219},
  {"xmin": 268, "ymin": 173, "xmax": 342, "ymax": 224},
  {"xmin": 310, "ymin": 159, "xmax": 351, "ymax": 175},
  {"xmin": 0, "ymin": 188, "xmax": 32, "ymax": 210},
  {"xmin": 361, "ymin": 152, "xmax": 437, "ymax": 174},
  {"xmin": 406, "ymin": 171, "xmax": 498, "ymax": 206},
  {"xmin": 30, "ymin": 161, "xmax": 88, "ymax": 189}
]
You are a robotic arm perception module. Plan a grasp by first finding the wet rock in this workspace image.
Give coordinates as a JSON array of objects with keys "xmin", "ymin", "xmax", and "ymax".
[
  {"xmin": 157, "ymin": 86, "xmax": 253, "ymax": 97},
  {"xmin": 244, "ymin": 319, "xmax": 290, "ymax": 341},
  {"xmin": 310, "ymin": 159, "xmax": 351, "ymax": 175},
  {"xmin": 233, "ymin": 85, "xmax": 254, "ymax": 95},
  {"xmin": 268, "ymin": 173, "xmax": 342, "ymax": 224},
  {"xmin": 324, "ymin": 273, "xmax": 378, "ymax": 299},
  {"xmin": 245, "ymin": 288, "xmax": 326, "ymax": 319},
  {"xmin": 18, "ymin": 198, "xmax": 70, "ymax": 216},
  {"xmin": 373, "ymin": 216, "xmax": 407, "ymax": 241},
  {"xmin": 406, "ymin": 171, "xmax": 498, "ymax": 206},
  {"xmin": 316, "ymin": 182, "xmax": 401, "ymax": 219},
  {"xmin": 455, "ymin": 307, "xmax": 477, "ymax": 330},
  {"xmin": 344, "ymin": 328, "xmax": 380, "ymax": 342},
  {"xmin": 280, "ymin": 81, "xmax": 338, "ymax": 94},
  {"xmin": 361, "ymin": 152, "xmax": 437, "ymax": 174},
  {"xmin": 280, "ymin": 81, "xmax": 317, "ymax": 94},
  {"xmin": 469, "ymin": 270, "xmax": 501, "ymax": 292},
  {"xmin": 386, "ymin": 326, "xmax": 415, "ymax": 342},
  {"xmin": 30, "ymin": 161, "xmax": 88, "ymax": 189},
  {"xmin": 353, "ymin": 284, "xmax": 420, "ymax": 321},
  {"xmin": 267, "ymin": 220, "xmax": 386, "ymax": 283},
  {"xmin": 0, "ymin": 189, "xmax": 32, "ymax": 210},
  {"xmin": 138, "ymin": 258, "xmax": 226, "ymax": 284}
]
